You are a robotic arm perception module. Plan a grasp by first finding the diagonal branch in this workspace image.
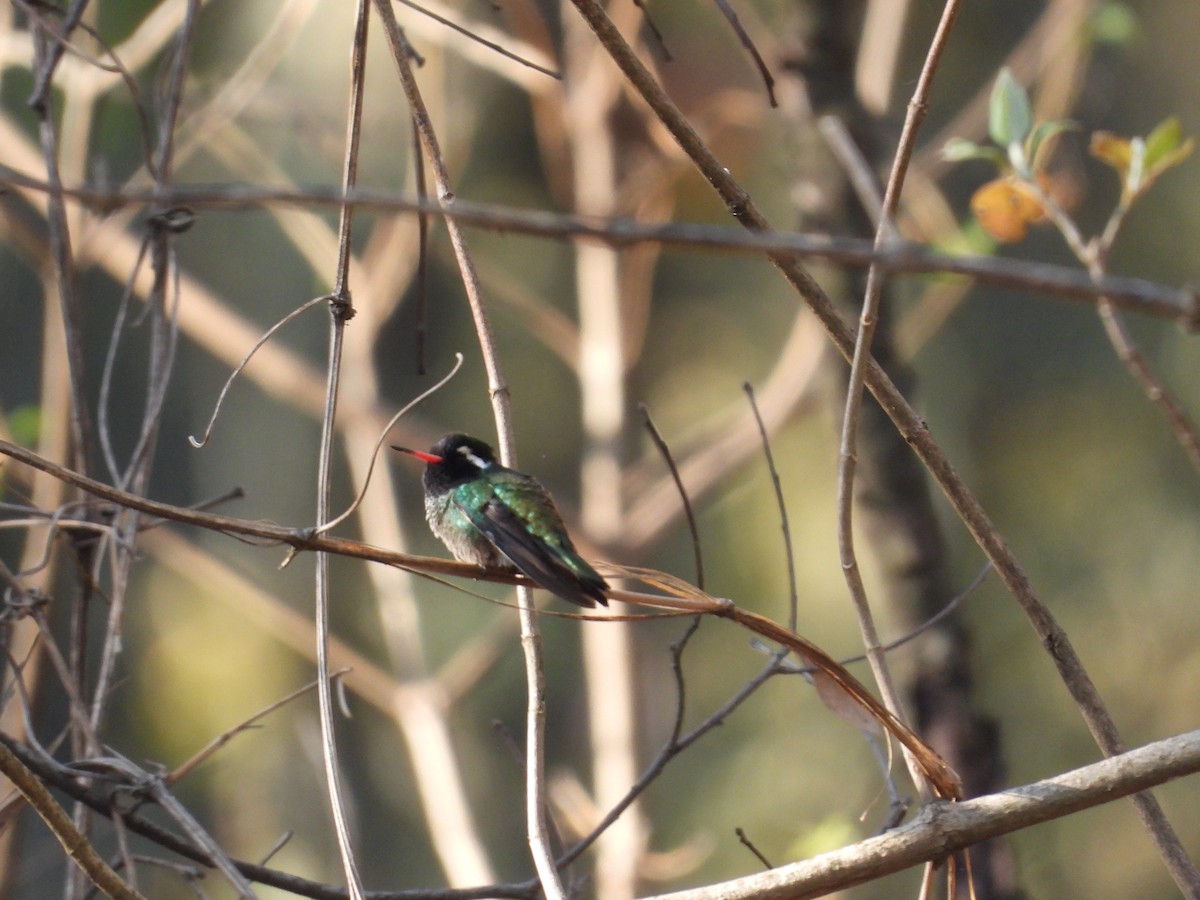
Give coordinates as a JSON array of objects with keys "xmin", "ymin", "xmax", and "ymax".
[
  {"xmin": 562, "ymin": 2, "xmax": 1200, "ymax": 892},
  {"xmin": 0, "ymin": 739, "xmax": 146, "ymax": 900},
  {"xmin": 644, "ymin": 730, "xmax": 1200, "ymax": 900},
  {"xmin": 369, "ymin": 3, "xmax": 562, "ymax": 895}
]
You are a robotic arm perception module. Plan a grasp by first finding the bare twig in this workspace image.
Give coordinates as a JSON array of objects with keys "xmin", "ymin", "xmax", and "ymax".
[
  {"xmin": 1026, "ymin": 187, "xmax": 1200, "ymax": 894},
  {"xmin": 562, "ymin": 4, "xmax": 1198, "ymax": 892},
  {"xmin": 166, "ymin": 672, "xmax": 347, "ymax": 786},
  {"xmin": 0, "ymin": 740, "xmax": 146, "ymax": 900},
  {"xmin": 73, "ymin": 751, "xmax": 256, "ymax": 898},
  {"xmin": 188, "ymin": 295, "xmax": 329, "ymax": 448},
  {"xmin": 5, "ymin": 724, "xmax": 1195, "ymax": 900},
  {"xmin": 766, "ymin": 562, "xmax": 993, "ymax": 676},
  {"xmin": 639, "ymin": 405, "xmax": 704, "ymax": 589},
  {"xmin": 15, "ymin": 727, "xmax": 544, "ymax": 900},
  {"xmin": 396, "ymin": 0, "xmax": 560, "ymax": 79},
  {"xmin": 734, "ymin": 826, "xmax": 774, "ymax": 870},
  {"xmin": 2, "ymin": 165, "xmax": 1195, "ymax": 325},
  {"xmin": 743, "ymin": 383, "xmax": 798, "ymax": 632},
  {"xmin": 710, "ymin": 0, "xmax": 776, "ymax": 107},
  {"xmin": 1035, "ymin": 188, "xmax": 1200, "ymax": 475},
  {"xmin": 308, "ymin": 3, "xmax": 370, "ymax": 897},
  {"xmin": 642, "ymin": 730, "xmax": 1200, "ymax": 900},
  {"xmin": 317, "ymin": 352, "xmax": 463, "ymax": 534},
  {"xmin": 559, "ymin": 637, "xmax": 785, "ymax": 869},
  {"xmin": 370, "ymin": 3, "xmax": 561, "ymax": 894},
  {"xmin": 411, "ymin": 119, "xmax": 429, "ymax": 374},
  {"xmin": 25, "ymin": 2, "xmax": 95, "ymax": 473},
  {"xmin": 835, "ymin": 0, "xmax": 962, "ymax": 803}
]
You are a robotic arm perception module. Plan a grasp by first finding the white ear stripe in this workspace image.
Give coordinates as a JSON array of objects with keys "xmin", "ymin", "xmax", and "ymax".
[{"xmin": 458, "ymin": 445, "xmax": 489, "ymax": 468}]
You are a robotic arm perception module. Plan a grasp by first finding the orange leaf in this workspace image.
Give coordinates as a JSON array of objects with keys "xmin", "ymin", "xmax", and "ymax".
[
  {"xmin": 970, "ymin": 177, "xmax": 1046, "ymax": 243},
  {"xmin": 1090, "ymin": 131, "xmax": 1132, "ymax": 175}
]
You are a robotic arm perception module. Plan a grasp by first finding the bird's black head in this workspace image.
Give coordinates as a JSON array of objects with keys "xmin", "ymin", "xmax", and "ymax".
[{"xmin": 394, "ymin": 433, "xmax": 499, "ymax": 495}]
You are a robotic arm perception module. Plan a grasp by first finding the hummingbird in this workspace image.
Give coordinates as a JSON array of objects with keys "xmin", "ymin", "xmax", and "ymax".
[{"xmin": 393, "ymin": 433, "xmax": 609, "ymax": 608}]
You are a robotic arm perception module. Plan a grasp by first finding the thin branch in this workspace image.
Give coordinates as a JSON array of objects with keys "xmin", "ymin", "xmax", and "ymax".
[
  {"xmin": 710, "ymin": 0, "xmax": 775, "ymax": 107},
  {"xmin": 74, "ymin": 751, "xmax": 255, "ymax": 898},
  {"xmin": 1029, "ymin": 187, "xmax": 1200, "ymax": 892},
  {"xmin": 835, "ymin": 0, "xmax": 962, "ymax": 801},
  {"xmin": 559, "ymin": 642, "xmax": 785, "ymax": 869},
  {"xmin": 642, "ymin": 730, "xmax": 1200, "ymax": 900},
  {"xmin": 0, "ymin": 733, "xmax": 538, "ymax": 900},
  {"xmin": 630, "ymin": 0, "xmax": 671, "ymax": 61},
  {"xmin": 734, "ymin": 827, "xmax": 774, "ymax": 870},
  {"xmin": 317, "ymin": 352, "xmax": 463, "ymax": 535},
  {"xmin": 639, "ymin": 405, "xmax": 704, "ymax": 590},
  {"xmin": 412, "ymin": 118, "xmax": 429, "ymax": 374},
  {"xmin": 14, "ymin": 728, "xmax": 1195, "ymax": 900},
  {"xmin": 1036, "ymin": 187, "xmax": 1200, "ymax": 475},
  {"xmin": 310, "ymin": 1, "xmax": 370, "ymax": 896},
  {"xmin": 743, "ymin": 383, "xmax": 798, "ymax": 632},
  {"xmin": 769, "ymin": 562, "xmax": 993, "ymax": 675},
  {"xmin": 165, "ymin": 672, "xmax": 346, "ymax": 786},
  {"xmin": 396, "ymin": 0, "xmax": 561, "ymax": 80},
  {"xmin": 1, "ymin": 434, "xmax": 959, "ymax": 796},
  {"xmin": 370, "ymin": 3, "xmax": 561, "ymax": 895},
  {"xmin": 2, "ymin": 166, "xmax": 1195, "ymax": 325},
  {"xmin": 26, "ymin": 2, "xmax": 95, "ymax": 473},
  {"xmin": 0, "ymin": 740, "xmax": 146, "ymax": 900},
  {"xmin": 188, "ymin": 295, "xmax": 329, "ymax": 448},
  {"xmin": 24, "ymin": 0, "xmax": 94, "ymax": 111},
  {"xmin": 562, "ymin": 3, "xmax": 1198, "ymax": 889}
]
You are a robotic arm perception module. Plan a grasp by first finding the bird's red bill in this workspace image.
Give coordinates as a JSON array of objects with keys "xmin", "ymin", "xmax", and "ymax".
[{"xmin": 392, "ymin": 446, "xmax": 444, "ymax": 464}]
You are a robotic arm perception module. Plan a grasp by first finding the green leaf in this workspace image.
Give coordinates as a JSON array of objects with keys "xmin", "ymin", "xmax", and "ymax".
[
  {"xmin": 1090, "ymin": 2, "xmax": 1139, "ymax": 45},
  {"xmin": 1090, "ymin": 131, "xmax": 1132, "ymax": 175},
  {"xmin": 941, "ymin": 138, "xmax": 1007, "ymax": 167},
  {"xmin": 989, "ymin": 68, "xmax": 1032, "ymax": 148},
  {"xmin": 7, "ymin": 405, "xmax": 41, "ymax": 445},
  {"xmin": 1137, "ymin": 121, "xmax": 1193, "ymax": 197},
  {"xmin": 1144, "ymin": 116, "xmax": 1184, "ymax": 169}
]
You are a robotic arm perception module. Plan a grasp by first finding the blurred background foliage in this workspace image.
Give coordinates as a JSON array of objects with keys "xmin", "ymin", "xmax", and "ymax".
[{"xmin": 1, "ymin": 1, "xmax": 1199, "ymax": 898}]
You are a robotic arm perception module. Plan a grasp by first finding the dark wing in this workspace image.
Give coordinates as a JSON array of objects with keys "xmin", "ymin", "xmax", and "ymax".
[{"xmin": 455, "ymin": 497, "xmax": 608, "ymax": 608}]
